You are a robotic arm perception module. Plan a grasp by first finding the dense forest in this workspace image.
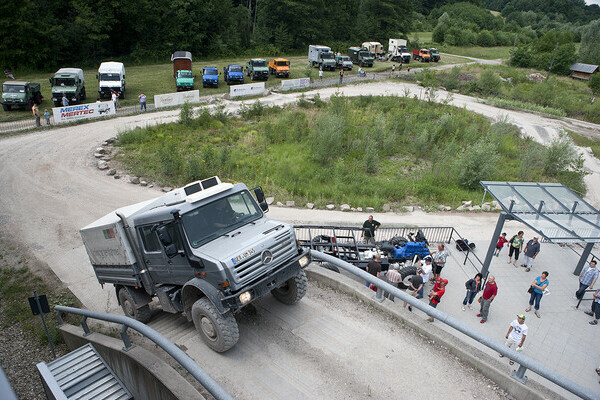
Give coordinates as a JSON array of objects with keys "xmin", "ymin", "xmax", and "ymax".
[{"xmin": 1, "ymin": 0, "xmax": 599, "ymax": 70}]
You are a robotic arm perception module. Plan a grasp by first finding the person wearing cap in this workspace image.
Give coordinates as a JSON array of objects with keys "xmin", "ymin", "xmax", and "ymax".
[
  {"xmin": 430, "ymin": 243, "xmax": 448, "ymax": 281},
  {"xmin": 521, "ymin": 237, "xmax": 540, "ymax": 272},
  {"xmin": 499, "ymin": 314, "xmax": 528, "ymax": 365},
  {"xmin": 477, "ymin": 275, "xmax": 498, "ymax": 323},
  {"xmin": 427, "ymin": 278, "xmax": 447, "ymax": 322},
  {"xmin": 417, "ymin": 257, "xmax": 432, "ymax": 299}
]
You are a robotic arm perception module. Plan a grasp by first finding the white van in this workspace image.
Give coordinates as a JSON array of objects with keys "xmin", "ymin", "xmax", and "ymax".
[{"xmin": 97, "ymin": 62, "xmax": 125, "ymax": 99}]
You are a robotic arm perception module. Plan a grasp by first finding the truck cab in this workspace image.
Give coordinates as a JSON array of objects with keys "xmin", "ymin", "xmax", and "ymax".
[
  {"xmin": 172, "ymin": 51, "xmax": 195, "ymax": 91},
  {"xmin": 1, "ymin": 81, "xmax": 42, "ymax": 111},
  {"xmin": 413, "ymin": 48, "xmax": 431, "ymax": 62},
  {"xmin": 223, "ymin": 65, "xmax": 244, "ymax": 85},
  {"xmin": 335, "ymin": 55, "xmax": 353, "ymax": 70},
  {"xmin": 176, "ymin": 70, "xmax": 195, "ymax": 91},
  {"xmin": 308, "ymin": 45, "xmax": 337, "ymax": 71},
  {"xmin": 246, "ymin": 59, "xmax": 269, "ymax": 81},
  {"xmin": 429, "ymin": 48, "xmax": 441, "ymax": 62},
  {"xmin": 50, "ymin": 68, "xmax": 86, "ymax": 107},
  {"xmin": 348, "ymin": 47, "xmax": 374, "ymax": 67},
  {"xmin": 202, "ymin": 67, "xmax": 219, "ymax": 88},
  {"xmin": 97, "ymin": 62, "xmax": 126, "ymax": 99},
  {"xmin": 80, "ymin": 176, "xmax": 310, "ymax": 353},
  {"xmin": 268, "ymin": 58, "xmax": 290, "ymax": 78}
]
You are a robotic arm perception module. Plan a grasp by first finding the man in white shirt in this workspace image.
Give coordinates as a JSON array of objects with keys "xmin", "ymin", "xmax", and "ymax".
[
  {"xmin": 499, "ymin": 314, "xmax": 528, "ymax": 365},
  {"xmin": 416, "ymin": 257, "xmax": 433, "ymax": 299}
]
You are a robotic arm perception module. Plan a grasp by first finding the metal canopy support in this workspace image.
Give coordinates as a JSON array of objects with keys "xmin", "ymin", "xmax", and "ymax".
[
  {"xmin": 574, "ymin": 242, "xmax": 594, "ymax": 275},
  {"xmin": 482, "ymin": 212, "xmax": 510, "ymax": 279}
]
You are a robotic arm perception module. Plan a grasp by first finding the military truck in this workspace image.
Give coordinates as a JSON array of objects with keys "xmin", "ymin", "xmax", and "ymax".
[
  {"xmin": 50, "ymin": 68, "xmax": 86, "ymax": 107},
  {"xmin": 335, "ymin": 55, "xmax": 353, "ymax": 70},
  {"xmin": 172, "ymin": 51, "xmax": 195, "ymax": 91},
  {"xmin": 1, "ymin": 81, "xmax": 42, "ymax": 111},
  {"xmin": 268, "ymin": 58, "xmax": 290, "ymax": 78},
  {"xmin": 308, "ymin": 45, "xmax": 336, "ymax": 71},
  {"xmin": 348, "ymin": 47, "xmax": 374, "ymax": 67},
  {"xmin": 97, "ymin": 62, "xmax": 126, "ymax": 99},
  {"xmin": 362, "ymin": 42, "xmax": 384, "ymax": 57},
  {"xmin": 223, "ymin": 65, "xmax": 244, "ymax": 85},
  {"xmin": 80, "ymin": 176, "xmax": 310, "ymax": 352},
  {"xmin": 202, "ymin": 67, "xmax": 219, "ymax": 88},
  {"xmin": 246, "ymin": 59, "xmax": 269, "ymax": 81},
  {"xmin": 429, "ymin": 48, "xmax": 441, "ymax": 62}
]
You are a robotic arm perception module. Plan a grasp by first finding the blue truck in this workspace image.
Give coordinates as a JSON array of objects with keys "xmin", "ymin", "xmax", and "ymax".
[
  {"xmin": 202, "ymin": 67, "xmax": 219, "ymax": 88},
  {"xmin": 223, "ymin": 65, "xmax": 244, "ymax": 85}
]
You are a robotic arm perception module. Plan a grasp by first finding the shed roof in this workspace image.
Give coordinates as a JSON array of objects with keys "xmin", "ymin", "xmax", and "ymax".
[{"xmin": 569, "ymin": 63, "xmax": 599, "ymax": 74}]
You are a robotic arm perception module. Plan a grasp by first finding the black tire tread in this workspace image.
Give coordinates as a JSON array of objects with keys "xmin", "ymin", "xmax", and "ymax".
[
  {"xmin": 192, "ymin": 297, "xmax": 239, "ymax": 352},
  {"xmin": 118, "ymin": 287, "xmax": 151, "ymax": 323},
  {"xmin": 271, "ymin": 270, "xmax": 308, "ymax": 304}
]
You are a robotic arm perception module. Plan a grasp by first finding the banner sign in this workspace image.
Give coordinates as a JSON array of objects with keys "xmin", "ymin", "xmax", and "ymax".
[
  {"xmin": 154, "ymin": 90, "xmax": 200, "ymax": 109},
  {"xmin": 52, "ymin": 101, "xmax": 115, "ymax": 124},
  {"xmin": 230, "ymin": 82, "xmax": 265, "ymax": 98},
  {"xmin": 281, "ymin": 78, "xmax": 311, "ymax": 90}
]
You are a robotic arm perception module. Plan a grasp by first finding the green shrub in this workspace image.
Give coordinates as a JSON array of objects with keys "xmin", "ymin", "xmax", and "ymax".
[
  {"xmin": 179, "ymin": 102, "xmax": 194, "ymax": 126},
  {"xmin": 477, "ymin": 30, "xmax": 496, "ymax": 47},
  {"xmin": 454, "ymin": 140, "xmax": 500, "ymax": 189},
  {"xmin": 310, "ymin": 112, "xmax": 345, "ymax": 165},
  {"xmin": 477, "ymin": 70, "xmax": 502, "ymax": 95}
]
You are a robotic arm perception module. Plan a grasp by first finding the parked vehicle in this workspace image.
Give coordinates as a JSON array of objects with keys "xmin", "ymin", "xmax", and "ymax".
[
  {"xmin": 246, "ymin": 59, "xmax": 269, "ymax": 81},
  {"xmin": 97, "ymin": 62, "xmax": 126, "ymax": 99},
  {"xmin": 202, "ymin": 67, "xmax": 219, "ymax": 88},
  {"xmin": 430, "ymin": 48, "xmax": 441, "ymax": 62},
  {"xmin": 171, "ymin": 51, "xmax": 195, "ymax": 91},
  {"xmin": 80, "ymin": 176, "xmax": 311, "ymax": 352},
  {"xmin": 348, "ymin": 47, "xmax": 374, "ymax": 67},
  {"xmin": 268, "ymin": 58, "xmax": 290, "ymax": 78},
  {"xmin": 335, "ymin": 55, "xmax": 353, "ymax": 70},
  {"xmin": 1, "ymin": 81, "xmax": 42, "ymax": 111},
  {"xmin": 49, "ymin": 68, "xmax": 86, "ymax": 107},
  {"xmin": 308, "ymin": 45, "xmax": 336, "ymax": 71},
  {"xmin": 223, "ymin": 65, "xmax": 244, "ymax": 85},
  {"xmin": 412, "ymin": 49, "xmax": 431, "ymax": 62},
  {"xmin": 388, "ymin": 39, "xmax": 411, "ymax": 63},
  {"xmin": 362, "ymin": 42, "xmax": 384, "ymax": 57}
]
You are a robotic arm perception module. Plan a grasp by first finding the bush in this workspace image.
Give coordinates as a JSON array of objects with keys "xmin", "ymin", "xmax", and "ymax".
[
  {"xmin": 477, "ymin": 70, "xmax": 502, "ymax": 95},
  {"xmin": 477, "ymin": 30, "xmax": 496, "ymax": 47},
  {"xmin": 179, "ymin": 102, "xmax": 194, "ymax": 126},
  {"xmin": 310, "ymin": 112, "xmax": 345, "ymax": 165},
  {"xmin": 543, "ymin": 133, "xmax": 579, "ymax": 177},
  {"xmin": 454, "ymin": 140, "xmax": 500, "ymax": 190}
]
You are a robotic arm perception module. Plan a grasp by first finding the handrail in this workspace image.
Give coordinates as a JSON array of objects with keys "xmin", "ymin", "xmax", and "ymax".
[
  {"xmin": 449, "ymin": 228, "xmax": 485, "ymax": 275},
  {"xmin": 54, "ymin": 305, "xmax": 234, "ymax": 400},
  {"xmin": 311, "ymin": 250, "xmax": 600, "ymax": 400}
]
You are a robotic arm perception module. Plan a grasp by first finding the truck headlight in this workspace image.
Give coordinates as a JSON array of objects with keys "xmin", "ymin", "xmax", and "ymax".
[
  {"xmin": 298, "ymin": 256, "xmax": 309, "ymax": 268},
  {"xmin": 239, "ymin": 291, "xmax": 252, "ymax": 305},
  {"xmin": 72, "ymin": 97, "xmax": 77, "ymax": 101}
]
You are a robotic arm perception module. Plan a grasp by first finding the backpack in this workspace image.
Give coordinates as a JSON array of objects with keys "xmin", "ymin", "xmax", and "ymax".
[{"xmin": 456, "ymin": 238, "xmax": 476, "ymax": 251}]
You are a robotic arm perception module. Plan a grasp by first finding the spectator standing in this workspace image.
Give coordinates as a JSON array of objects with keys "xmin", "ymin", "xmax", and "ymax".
[
  {"xmin": 61, "ymin": 94, "xmax": 69, "ymax": 107},
  {"xmin": 462, "ymin": 273, "xmax": 483, "ymax": 311},
  {"xmin": 361, "ymin": 215, "xmax": 380, "ymax": 245},
  {"xmin": 575, "ymin": 260, "xmax": 598, "ymax": 300},
  {"xmin": 43, "ymin": 109, "xmax": 50, "ymax": 125},
  {"xmin": 584, "ymin": 288, "xmax": 600, "ymax": 325},
  {"xmin": 319, "ymin": 66, "xmax": 323, "ymax": 80},
  {"xmin": 525, "ymin": 271, "xmax": 549, "ymax": 318},
  {"xmin": 431, "ymin": 243, "xmax": 448, "ymax": 281},
  {"xmin": 138, "ymin": 93, "xmax": 147, "ymax": 111},
  {"xmin": 493, "ymin": 233, "xmax": 508, "ymax": 257},
  {"xmin": 477, "ymin": 275, "xmax": 498, "ymax": 323},
  {"xmin": 111, "ymin": 90, "xmax": 119, "ymax": 108},
  {"xmin": 417, "ymin": 257, "xmax": 432, "ymax": 299},
  {"xmin": 427, "ymin": 278, "xmax": 447, "ymax": 322},
  {"xmin": 403, "ymin": 274, "xmax": 423, "ymax": 311},
  {"xmin": 521, "ymin": 237, "xmax": 540, "ymax": 271},
  {"xmin": 391, "ymin": 64, "xmax": 395, "ymax": 77},
  {"xmin": 499, "ymin": 314, "xmax": 527, "ymax": 365},
  {"xmin": 339, "ymin": 67, "xmax": 344, "ymax": 84},
  {"xmin": 31, "ymin": 103, "xmax": 41, "ymax": 127},
  {"xmin": 508, "ymin": 231, "xmax": 524, "ymax": 266},
  {"xmin": 383, "ymin": 267, "xmax": 402, "ymax": 301},
  {"xmin": 365, "ymin": 254, "xmax": 381, "ymax": 288}
]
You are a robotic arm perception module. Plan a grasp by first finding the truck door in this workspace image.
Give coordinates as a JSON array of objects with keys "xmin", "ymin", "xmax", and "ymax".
[{"xmin": 163, "ymin": 222, "xmax": 193, "ymax": 285}]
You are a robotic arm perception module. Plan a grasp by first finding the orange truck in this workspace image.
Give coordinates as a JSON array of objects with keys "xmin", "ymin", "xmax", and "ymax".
[
  {"xmin": 412, "ymin": 48, "xmax": 431, "ymax": 62},
  {"xmin": 268, "ymin": 58, "xmax": 290, "ymax": 78}
]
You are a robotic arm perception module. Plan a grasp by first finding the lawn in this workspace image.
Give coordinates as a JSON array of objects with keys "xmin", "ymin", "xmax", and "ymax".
[{"xmin": 438, "ymin": 46, "xmax": 512, "ymax": 60}]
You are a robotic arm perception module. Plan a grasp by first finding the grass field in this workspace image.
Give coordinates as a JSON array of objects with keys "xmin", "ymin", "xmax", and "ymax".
[
  {"xmin": 411, "ymin": 32, "xmax": 433, "ymax": 42},
  {"xmin": 438, "ymin": 46, "xmax": 511, "ymax": 60}
]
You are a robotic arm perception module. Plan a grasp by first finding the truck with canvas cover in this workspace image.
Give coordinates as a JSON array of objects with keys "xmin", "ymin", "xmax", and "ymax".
[
  {"xmin": 348, "ymin": 47, "xmax": 374, "ymax": 67},
  {"xmin": 49, "ymin": 68, "xmax": 86, "ymax": 107},
  {"xmin": 171, "ymin": 51, "xmax": 195, "ymax": 91},
  {"xmin": 388, "ymin": 39, "xmax": 411, "ymax": 63},
  {"xmin": 80, "ymin": 176, "xmax": 310, "ymax": 352},
  {"xmin": 362, "ymin": 42, "xmax": 384, "ymax": 57},
  {"xmin": 245, "ymin": 59, "xmax": 269, "ymax": 81},
  {"xmin": 223, "ymin": 65, "xmax": 244, "ymax": 85},
  {"xmin": 308, "ymin": 45, "xmax": 336, "ymax": 71},
  {"xmin": 1, "ymin": 81, "xmax": 42, "ymax": 111},
  {"xmin": 97, "ymin": 62, "xmax": 126, "ymax": 99},
  {"xmin": 268, "ymin": 58, "xmax": 290, "ymax": 78}
]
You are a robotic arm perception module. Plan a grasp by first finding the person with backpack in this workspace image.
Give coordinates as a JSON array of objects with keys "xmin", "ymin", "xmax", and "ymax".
[
  {"xmin": 508, "ymin": 231, "xmax": 524, "ymax": 266},
  {"xmin": 462, "ymin": 273, "xmax": 483, "ymax": 311}
]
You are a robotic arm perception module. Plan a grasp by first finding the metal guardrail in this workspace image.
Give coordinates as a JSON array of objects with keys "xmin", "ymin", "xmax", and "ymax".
[
  {"xmin": 576, "ymin": 289, "xmax": 597, "ymax": 309},
  {"xmin": 311, "ymin": 250, "xmax": 600, "ymax": 400},
  {"xmin": 54, "ymin": 305, "xmax": 234, "ymax": 400}
]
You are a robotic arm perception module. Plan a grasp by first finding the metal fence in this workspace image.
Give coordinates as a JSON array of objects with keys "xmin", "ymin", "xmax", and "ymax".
[
  {"xmin": 311, "ymin": 250, "xmax": 600, "ymax": 400},
  {"xmin": 54, "ymin": 305, "xmax": 233, "ymax": 400}
]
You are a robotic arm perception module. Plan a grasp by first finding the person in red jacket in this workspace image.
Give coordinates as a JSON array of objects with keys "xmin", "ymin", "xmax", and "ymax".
[
  {"xmin": 427, "ymin": 278, "xmax": 447, "ymax": 322},
  {"xmin": 477, "ymin": 275, "xmax": 498, "ymax": 323},
  {"xmin": 493, "ymin": 233, "xmax": 508, "ymax": 257}
]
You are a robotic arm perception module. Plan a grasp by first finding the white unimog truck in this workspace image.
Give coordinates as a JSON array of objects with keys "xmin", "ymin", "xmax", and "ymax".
[{"xmin": 80, "ymin": 176, "xmax": 311, "ymax": 352}]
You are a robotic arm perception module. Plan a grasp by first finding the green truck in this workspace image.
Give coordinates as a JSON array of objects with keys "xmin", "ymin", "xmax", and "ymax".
[
  {"xmin": 246, "ymin": 59, "xmax": 269, "ymax": 81},
  {"xmin": 172, "ymin": 51, "xmax": 195, "ymax": 91},
  {"xmin": 348, "ymin": 47, "xmax": 374, "ymax": 67},
  {"xmin": 1, "ymin": 81, "xmax": 42, "ymax": 111},
  {"xmin": 50, "ymin": 68, "xmax": 86, "ymax": 107}
]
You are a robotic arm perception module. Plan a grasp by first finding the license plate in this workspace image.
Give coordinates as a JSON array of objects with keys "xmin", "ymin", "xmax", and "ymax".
[{"xmin": 232, "ymin": 248, "xmax": 256, "ymax": 264}]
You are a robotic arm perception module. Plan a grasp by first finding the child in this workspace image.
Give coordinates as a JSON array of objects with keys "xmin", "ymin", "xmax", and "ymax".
[
  {"xmin": 494, "ymin": 232, "xmax": 508, "ymax": 257},
  {"xmin": 44, "ymin": 109, "xmax": 51, "ymax": 125}
]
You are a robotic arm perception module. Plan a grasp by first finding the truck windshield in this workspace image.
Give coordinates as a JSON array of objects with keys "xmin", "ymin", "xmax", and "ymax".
[
  {"xmin": 179, "ymin": 71, "xmax": 193, "ymax": 78},
  {"xmin": 341, "ymin": 57, "xmax": 350, "ymax": 61},
  {"xmin": 275, "ymin": 61, "xmax": 289, "ymax": 66},
  {"xmin": 182, "ymin": 191, "xmax": 262, "ymax": 248},
  {"xmin": 229, "ymin": 66, "xmax": 242, "ymax": 72},
  {"xmin": 203, "ymin": 68, "xmax": 217, "ymax": 75},
  {"xmin": 2, "ymin": 85, "xmax": 25, "ymax": 93},
  {"xmin": 321, "ymin": 53, "xmax": 333, "ymax": 59},
  {"xmin": 430, "ymin": 49, "xmax": 439, "ymax": 54},
  {"xmin": 55, "ymin": 78, "xmax": 75, "ymax": 86},
  {"xmin": 252, "ymin": 61, "xmax": 266, "ymax": 67},
  {"xmin": 99, "ymin": 73, "xmax": 120, "ymax": 81},
  {"xmin": 359, "ymin": 52, "xmax": 370, "ymax": 58}
]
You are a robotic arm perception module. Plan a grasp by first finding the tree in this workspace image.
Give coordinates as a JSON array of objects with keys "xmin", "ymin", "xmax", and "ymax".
[
  {"xmin": 589, "ymin": 74, "xmax": 600, "ymax": 96},
  {"xmin": 578, "ymin": 20, "xmax": 600, "ymax": 65}
]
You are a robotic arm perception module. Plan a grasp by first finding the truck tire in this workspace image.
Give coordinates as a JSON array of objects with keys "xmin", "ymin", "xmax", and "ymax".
[
  {"xmin": 81, "ymin": 87, "xmax": 86, "ymax": 100},
  {"xmin": 191, "ymin": 297, "xmax": 239, "ymax": 352},
  {"xmin": 396, "ymin": 266, "xmax": 418, "ymax": 290},
  {"xmin": 271, "ymin": 270, "xmax": 308, "ymax": 304},
  {"xmin": 54, "ymin": 101, "xmax": 61, "ymax": 107},
  {"xmin": 2, "ymin": 104, "xmax": 10, "ymax": 111},
  {"xmin": 118, "ymin": 288, "xmax": 151, "ymax": 323}
]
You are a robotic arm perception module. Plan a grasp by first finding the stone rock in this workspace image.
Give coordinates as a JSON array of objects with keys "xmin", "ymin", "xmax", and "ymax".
[
  {"xmin": 382, "ymin": 203, "xmax": 391, "ymax": 212},
  {"xmin": 130, "ymin": 176, "xmax": 140, "ymax": 184},
  {"xmin": 357, "ymin": 207, "xmax": 363, "ymax": 212},
  {"xmin": 266, "ymin": 197, "xmax": 275, "ymax": 205},
  {"xmin": 94, "ymin": 153, "xmax": 103, "ymax": 158},
  {"xmin": 438, "ymin": 205, "xmax": 446, "ymax": 211},
  {"xmin": 456, "ymin": 205, "xmax": 466, "ymax": 211},
  {"xmin": 97, "ymin": 160, "xmax": 109, "ymax": 170},
  {"xmin": 101, "ymin": 155, "xmax": 112, "ymax": 161},
  {"xmin": 351, "ymin": 208, "xmax": 356, "ymax": 212},
  {"xmin": 113, "ymin": 175, "xmax": 121, "ymax": 179},
  {"xmin": 491, "ymin": 200, "xmax": 498, "ymax": 207},
  {"xmin": 340, "ymin": 204, "xmax": 350, "ymax": 211},
  {"xmin": 276, "ymin": 201, "xmax": 284, "ymax": 207},
  {"xmin": 102, "ymin": 140, "xmax": 110, "ymax": 146},
  {"xmin": 526, "ymin": 73, "xmax": 545, "ymax": 82},
  {"xmin": 96, "ymin": 147, "xmax": 106, "ymax": 154},
  {"xmin": 366, "ymin": 207, "xmax": 375, "ymax": 212},
  {"xmin": 162, "ymin": 187, "xmax": 172, "ymax": 192},
  {"xmin": 286, "ymin": 201, "xmax": 296, "ymax": 207},
  {"xmin": 471, "ymin": 205, "xmax": 481, "ymax": 211},
  {"xmin": 482, "ymin": 204, "xmax": 491, "ymax": 211},
  {"xmin": 306, "ymin": 203, "xmax": 314, "ymax": 209},
  {"xmin": 106, "ymin": 168, "xmax": 116, "ymax": 176},
  {"xmin": 444, "ymin": 206, "xmax": 452, "ymax": 211},
  {"xmin": 462, "ymin": 200, "xmax": 472, "ymax": 207},
  {"xmin": 403, "ymin": 206, "xmax": 414, "ymax": 212},
  {"xmin": 140, "ymin": 181, "xmax": 148, "ymax": 187},
  {"xmin": 148, "ymin": 184, "xmax": 154, "ymax": 188},
  {"xmin": 326, "ymin": 204, "xmax": 335, "ymax": 210},
  {"xmin": 105, "ymin": 137, "xmax": 116, "ymax": 144}
]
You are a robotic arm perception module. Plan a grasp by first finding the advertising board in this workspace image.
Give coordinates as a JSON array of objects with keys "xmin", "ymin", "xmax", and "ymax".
[
  {"xmin": 230, "ymin": 82, "xmax": 265, "ymax": 98},
  {"xmin": 52, "ymin": 101, "xmax": 115, "ymax": 124},
  {"xmin": 154, "ymin": 90, "xmax": 200, "ymax": 109},
  {"xmin": 281, "ymin": 78, "xmax": 311, "ymax": 91}
]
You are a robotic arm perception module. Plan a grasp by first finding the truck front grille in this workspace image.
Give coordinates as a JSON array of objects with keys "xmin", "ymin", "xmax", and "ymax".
[{"xmin": 231, "ymin": 231, "xmax": 296, "ymax": 285}]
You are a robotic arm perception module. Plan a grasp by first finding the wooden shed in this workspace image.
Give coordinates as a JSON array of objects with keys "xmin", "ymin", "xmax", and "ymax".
[{"xmin": 569, "ymin": 63, "xmax": 599, "ymax": 81}]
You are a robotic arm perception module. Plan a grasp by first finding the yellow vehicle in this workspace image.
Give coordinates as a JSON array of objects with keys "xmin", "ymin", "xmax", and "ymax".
[{"xmin": 268, "ymin": 58, "xmax": 290, "ymax": 78}]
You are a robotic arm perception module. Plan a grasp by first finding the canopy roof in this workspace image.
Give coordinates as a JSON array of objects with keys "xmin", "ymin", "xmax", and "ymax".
[{"xmin": 481, "ymin": 181, "xmax": 600, "ymax": 243}]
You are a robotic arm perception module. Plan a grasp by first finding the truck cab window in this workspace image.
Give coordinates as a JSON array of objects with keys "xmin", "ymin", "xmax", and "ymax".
[{"xmin": 139, "ymin": 225, "xmax": 161, "ymax": 252}]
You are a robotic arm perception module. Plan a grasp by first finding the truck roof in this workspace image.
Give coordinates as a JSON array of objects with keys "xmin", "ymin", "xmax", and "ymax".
[
  {"xmin": 309, "ymin": 45, "xmax": 331, "ymax": 51},
  {"xmin": 228, "ymin": 64, "xmax": 243, "ymax": 68},
  {"xmin": 55, "ymin": 68, "xmax": 85, "ymax": 81},
  {"xmin": 250, "ymin": 58, "xmax": 266, "ymax": 62},
  {"xmin": 98, "ymin": 62, "xmax": 125, "ymax": 73},
  {"xmin": 3, "ymin": 80, "xmax": 30, "ymax": 85},
  {"xmin": 171, "ymin": 51, "xmax": 192, "ymax": 61},
  {"xmin": 273, "ymin": 58, "xmax": 289, "ymax": 62}
]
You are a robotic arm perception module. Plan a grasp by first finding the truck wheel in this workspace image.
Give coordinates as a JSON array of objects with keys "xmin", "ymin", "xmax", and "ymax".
[
  {"xmin": 118, "ymin": 288, "xmax": 151, "ymax": 323},
  {"xmin": 119, "ymin": 91, "xmax": 125, "ymax": 99},
  {"xmin": 81, "ymin": 87, "xmax": 86, "ymax": 100},
  {"xmin": 271, "ymin": 270, "xmax": 308, "ymax": 305},
  {"xmin": 192, "ymin": 297, "xmax": 239, "ymax": 352},
  {"xmin": 54, "ymin": 101, "xmax": 61, "ymax": 107},
  {"xmin": 396, "ymin": 266, "xmax": 418, "ymax": 290},
  {"xmin": 2, "ymin": 104, "xmax": 10, "ymax": 111}
]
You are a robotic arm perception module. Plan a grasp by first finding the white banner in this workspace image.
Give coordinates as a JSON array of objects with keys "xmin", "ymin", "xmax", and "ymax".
[
  {"xmin": 281, "ymin": 78, "xmax": 311, "ymax": 90},
  {"xmin": 52, "ymin": 101, "xmax": 115, "ymax": 124},
  {"xmin": 154, "ymin": 90, "xmax": 200, "ymax": 109},
  {"xmin": 230, "ymin": 82, "xmax": 265, "ymax": 98}
]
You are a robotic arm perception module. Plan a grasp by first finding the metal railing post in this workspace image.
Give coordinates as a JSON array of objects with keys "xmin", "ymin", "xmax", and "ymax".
[
  {"xmin": 81, "ymin": 316, "xmax": 91, "ymax": 336},
  {"xmin": 512, "ymin": 364, "xmax": 528, "ymax": 384},
  {"xmin": 120, "ymin": 325, "xmax": 134, "ymax": 351}
]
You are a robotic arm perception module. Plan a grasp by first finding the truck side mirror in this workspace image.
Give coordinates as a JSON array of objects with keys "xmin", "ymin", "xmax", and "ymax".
[
  {"xmin": 251, "ymin": 187, "xmax": 269, "ymax": 212},
  {"xmin": 96, "ymin": 74, "xmax": 98, "ymax": 80},
  {"xmin": 156, "ymin": 225, "xmax": 173, "ymax": 246},
  {"xmin": 164, "ymin": 243, "xmax": 178, "ymax": 258},
  {"xmin": 49, "ymin": 78, "xmax": 52, "ymax": 84}
]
